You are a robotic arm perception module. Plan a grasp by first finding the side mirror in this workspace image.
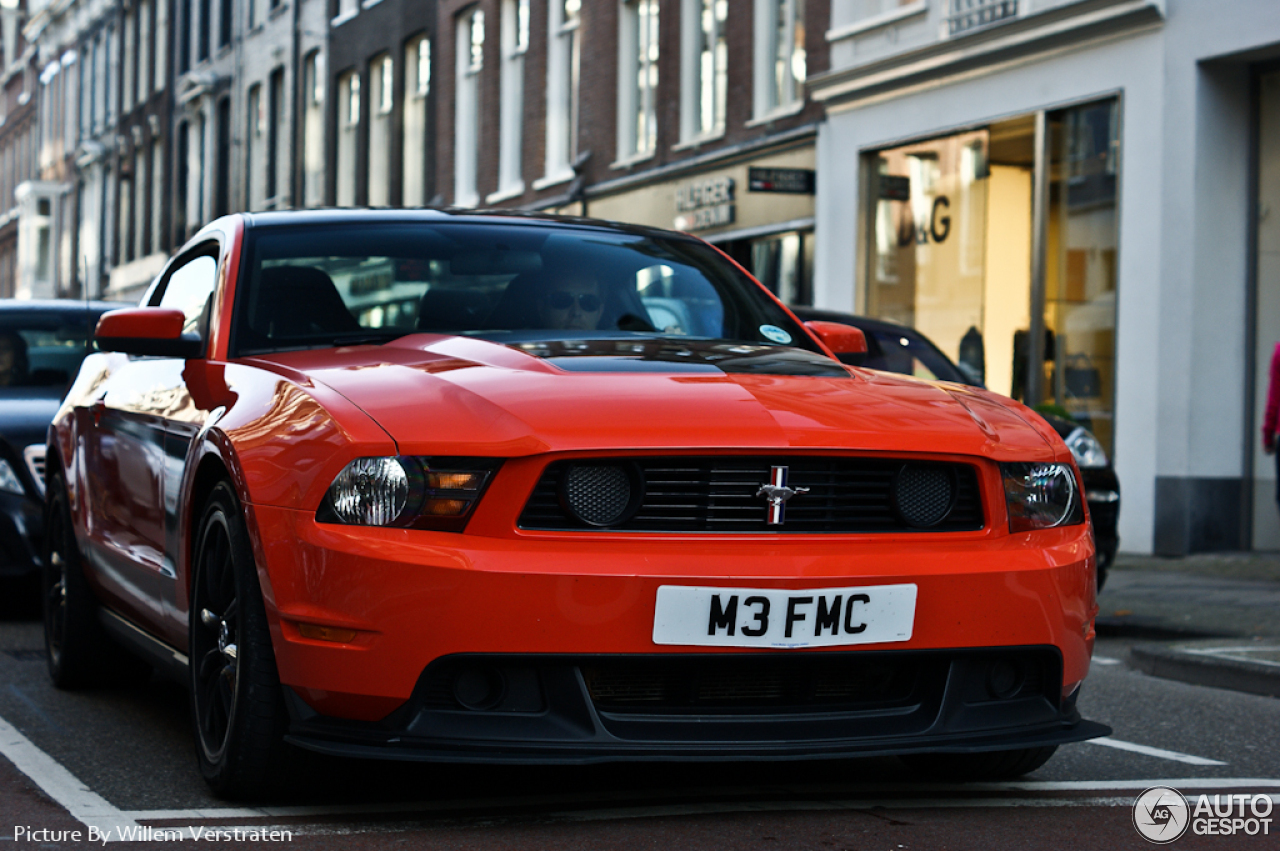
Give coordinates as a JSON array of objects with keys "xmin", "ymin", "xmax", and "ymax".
[
  {"xmin": 96, "ymin": 308, "xmax": 205, "ymax": 358},
  {"xmin": 804, "ymin": 320, "xmax": 868, "ymax": 361}
]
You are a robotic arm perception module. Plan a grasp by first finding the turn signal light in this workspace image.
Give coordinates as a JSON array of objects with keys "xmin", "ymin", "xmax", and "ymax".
[{"xmin": 297, "ymin": 624, "xmax": 358, "ymax": 643}]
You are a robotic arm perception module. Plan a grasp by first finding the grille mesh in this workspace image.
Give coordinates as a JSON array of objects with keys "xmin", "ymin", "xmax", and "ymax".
[
  {"xmin": 520, "ymin": 457, "xmax": 983, "ymax": 533},
  {"xmin": 563, "ymin": 464, "xmax": 633, "ymax": 525},
  {"xmin": 893, "ymin": 465, "xmax": 954, "ymax": 527}
]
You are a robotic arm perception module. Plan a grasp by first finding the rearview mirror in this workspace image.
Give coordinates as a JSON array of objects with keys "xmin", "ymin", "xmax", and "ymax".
[
  {"xmin": 96, "ymin": 308, "xmax": 205, "ymax": 358},
  {"xmin": 804, "ymin": 321, "xmax": 867, "ymax": 360}
]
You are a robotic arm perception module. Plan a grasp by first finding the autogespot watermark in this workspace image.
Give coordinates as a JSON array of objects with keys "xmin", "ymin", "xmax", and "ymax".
[{"xmin": 1133, "ymin": 786, "xmax": 1275, "ymax": 843}]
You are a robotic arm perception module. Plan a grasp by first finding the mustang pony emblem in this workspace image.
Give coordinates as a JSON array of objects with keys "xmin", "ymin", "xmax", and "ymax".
[{"xmin": 756, "ymin": 466, "xmax": 810, "ymax": 525}]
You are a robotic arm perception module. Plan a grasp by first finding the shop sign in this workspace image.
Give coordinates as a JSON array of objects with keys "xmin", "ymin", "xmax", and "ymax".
[
  {"xmin": 674, "ymin": 176, "xmax": 736, "ymax": 231},
  {"xmin": 748, "ymin": 167, "xmax": 815, "ymax": 194},
  {"xmin": 879, "ymin": 175, "xmax": 910, "ymax": 201}
]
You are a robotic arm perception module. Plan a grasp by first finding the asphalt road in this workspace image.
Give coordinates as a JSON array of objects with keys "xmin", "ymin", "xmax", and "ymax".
[{"xmin": 1, "ymin": 599, "xmax": 1277, "ymax": 850}]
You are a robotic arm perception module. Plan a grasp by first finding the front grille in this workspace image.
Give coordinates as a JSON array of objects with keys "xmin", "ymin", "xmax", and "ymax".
[
  {"xmin": 583, "ymin": 654, "xmax": 932, "ymax": 714},
  {"xmin": 23, "ymin": 445, "xmax": 46, "ymax": 497},
  {"xmin": 519, "ymin": 456, "xmax": 984, "ymax": 533}
]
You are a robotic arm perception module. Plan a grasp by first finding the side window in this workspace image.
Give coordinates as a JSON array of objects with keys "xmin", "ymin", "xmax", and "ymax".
[{"xmin": 153, "ymin": 251, "xmax": 219, "ymax": 337}]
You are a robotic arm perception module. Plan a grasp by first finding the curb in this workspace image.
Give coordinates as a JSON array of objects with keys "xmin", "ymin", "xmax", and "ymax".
[
  {"xmin": 1130, "ymin": 644, "xmax": 1280, "ymax": 699},
  {"xmin": 1094, "ymin": 616, "xmax": 1227, "ymax": 641}
]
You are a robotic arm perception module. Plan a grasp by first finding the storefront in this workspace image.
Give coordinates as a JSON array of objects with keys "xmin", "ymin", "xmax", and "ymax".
[
  {"xmin": 585, "ymin": 141, "xmax": 818, "ymax": 306},
  {"xmin": 811, "ymin": 2, "xmax": 1280, "ymax": 555},
  {"xmin": 862, "ymin": 101, "xmax": 1119, "ymax": 455}
]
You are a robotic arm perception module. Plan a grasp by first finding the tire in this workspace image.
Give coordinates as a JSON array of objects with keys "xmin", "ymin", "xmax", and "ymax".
[
  {"xmin": 43, "ymin": 474, "xmax": 150, "ymax": 688},
  {"xmin": 189, "ymin": 482, "xmax": 290, "ymax": 799},
  {"xmin": 900, "ymin": 745, "xmax": 1058, "ymax": 781}
]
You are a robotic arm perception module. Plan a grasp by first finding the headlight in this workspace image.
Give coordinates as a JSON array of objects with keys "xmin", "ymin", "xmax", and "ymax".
[
  {"xmin": 1001, "ymin": 462, "xmax": 1083, "ymax": 532},
  {"xmin": 1064, "ymin": 426, "xmax": 1108, "ymax": 469},
  {"xmin": 0, "ymin": 459, "xmax": 22, "ymax": 495},
  {"xmin": 320, "ymin": 456, "xmax": 499, "ymax": 531}
]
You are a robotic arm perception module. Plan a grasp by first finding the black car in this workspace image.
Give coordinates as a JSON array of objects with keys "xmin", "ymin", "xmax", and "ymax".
[
  {"xmin": 791, "ymin": 307, "xmax": 1119, "ymax": 589},
  {"xmin": 0, "ymin": 300, "xmax": 121, "ymax": 586}
]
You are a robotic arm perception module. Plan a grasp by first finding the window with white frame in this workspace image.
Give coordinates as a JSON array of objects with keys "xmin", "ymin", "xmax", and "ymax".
[
  {"xmin": 618, "ymin": 0, "xmax": 658, "ymax": 161},
  {"xmin": 754, "ymin": 0, "xmax": 805, "ymax": 119},
  {"xmin": 494, "ymin": 0, "xmax": 527, "ymax": 199},
  {"xmin": 246, "ymin": 84, "xmax": 262, "ymax": 209},
  {"xmin": 402, "ymin": 36, "xmax": 429, "ymax": 206},
  {"xmin": 134, "ymin": 147, "xmax": 146, "ymax": 260},
  {"xmin": 122, "ymin": 10, "xmax": 135, "ymax": 113},
  {"xmin": 368, "ymin": 54, "xmax": 393, "ymax": 206},
  {"xmin": 681, "ymin": 0, "xmax": 726, "ymax": 142},
  {"xmin": 302, "ymin": 50, "xmax": 325, "ymax": 207},
  {"xmin": 454, "ymin": 7, "xmax": 483, "ymax": 206},
  {"xmin": 336, "ymin": 69, "xmax": 360, "ymax": 206},
  {"xmin": 151, "ymin": 137, "xmax": 163, "ymax": 252},
  {"xmin": 543, "ymin": 0, "xmax": 579, "ymax": 184},
  {"xmin": 118, "ymin": 170, "xmax": 132, "ymax": 263},
  {"xmin": 139, "ymin": 0, "xmax": 151, "ymax": 103},
  {"xmin": 154, "ymin": 0, "xmax": 167, "ymax": 93},
  {"xmin": 336, "ymin": 0, "xmax": 358, "ymax": 21}
]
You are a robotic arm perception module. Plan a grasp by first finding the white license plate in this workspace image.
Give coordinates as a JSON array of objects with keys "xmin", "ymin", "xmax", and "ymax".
[{"xmin": 652, "ymin": 584, "xmax": 917, "ymax": 649}]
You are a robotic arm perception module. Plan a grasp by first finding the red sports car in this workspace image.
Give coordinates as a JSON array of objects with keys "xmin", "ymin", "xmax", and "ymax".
[{"xmin": 44, "ymin": 210, "xmax": 1107, "ymax": 798}]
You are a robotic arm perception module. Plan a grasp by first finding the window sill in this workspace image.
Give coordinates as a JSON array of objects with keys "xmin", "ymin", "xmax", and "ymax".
[
  {"xmin": 486, "ymin": 183, "xmax": 526, "ymax": 204},
  {"xmin": 826, "ymin": 0, "xmax": 927, "ymax": 42},
  {"xmin": 609, "ymin": 149, "xmax": 656, "ymax": 171},
  {"xmin": 532, "ymin": 171, "xmax": 573, "ymax": 191},
  {"xmin": 672, "ymin": 129, "xmax": 725, "ymax": 153},
  {"xmin": 331, "ymin": 9, "xmax": 358, "ymax": 27},
  {"xmin": 361, "ymin": 0, "xmax": 382, "ymax": 9},
  {"xmin": 746, "ymin": 100, "xmax": 805, "ymax": 127},
  {"xmin": 270, "ymin": 3, "xmax": 290, "ymax": 20}
]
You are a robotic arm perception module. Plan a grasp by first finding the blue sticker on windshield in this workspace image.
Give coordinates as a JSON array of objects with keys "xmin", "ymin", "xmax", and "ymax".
[{"xmin": 759, "ymin": 325, "xmax": 792, "ymax": 345}]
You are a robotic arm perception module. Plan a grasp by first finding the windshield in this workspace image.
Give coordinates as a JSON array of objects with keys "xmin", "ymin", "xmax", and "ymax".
[
  {"xmin": 0, "ymin": 310, "xmax": 103, "ymax": 394},
  {"xmin": 232, "ymin": 222, "xmax": 818, "ymax": 356}
]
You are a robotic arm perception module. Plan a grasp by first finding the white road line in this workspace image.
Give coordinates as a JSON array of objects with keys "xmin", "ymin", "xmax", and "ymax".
[
  {"xmin": 0, "ymin": 714, "xmax": 138, "ymax": 838},
  {"xmin": 4, "ymin": 706, "xmax": 1273, "ymax": 840},
  {"xmin": 1087, "ymin": 736, "xmax": 1228, "ymax": 766},
  {"xmin": 1091, "ymin": 656, "xmax": 1122, "ymax": 665}
]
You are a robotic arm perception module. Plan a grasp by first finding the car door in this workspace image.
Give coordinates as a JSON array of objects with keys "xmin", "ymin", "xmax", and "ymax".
[{"xmin": 81, "ymin": 245, "xmax": 221, "ymax": 635}]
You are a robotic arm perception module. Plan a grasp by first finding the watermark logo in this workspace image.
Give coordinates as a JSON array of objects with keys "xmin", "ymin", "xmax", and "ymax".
[
  {"xmin": 1133, "ymin": 786, "xmax": 1190, "ymax": 844},
  {"xmin": 1132, "ymin": 787, "xmax": 1275, "ymax": 842}
]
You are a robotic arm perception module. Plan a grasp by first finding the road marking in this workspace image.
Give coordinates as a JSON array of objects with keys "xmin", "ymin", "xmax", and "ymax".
[
  {"xmin": 1091, "ymin": 656, "xmax": 1121, "ymax": 665},
  {"xmin": 1087, "ymin": 736, "xmax": 1228, "ymax": 766},
  {"xmin": 0, "ymin": 714, "xmax": 138, "ymax": 838},
  {"xmin": 2, "ymin": 706, "xmax": 1271, "ymax": 841}
]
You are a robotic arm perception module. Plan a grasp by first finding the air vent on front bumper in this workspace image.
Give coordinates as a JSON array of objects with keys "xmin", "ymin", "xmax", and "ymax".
[{"xmin": 518, "ymin": 456, "xmax": 984, "ymax": 533}]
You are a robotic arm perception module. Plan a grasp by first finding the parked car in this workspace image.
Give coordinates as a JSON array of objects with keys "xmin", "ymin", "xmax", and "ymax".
[
  {"xmin": 0, "ymin": 300, "xmax": 121, "ymax": 589},
  {"xmin": 791, "ymin": 307, "xmax": 1119, "ymax": 589},
  {"xmin": 46, "ymin": 210, "xmax": 1107, "ymax": 798}
]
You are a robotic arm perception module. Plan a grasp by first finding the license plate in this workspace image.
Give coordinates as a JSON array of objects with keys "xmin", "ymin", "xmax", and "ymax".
[{"xmin": 652, "ymin": 584, "xmax": 917, "ymax": 649}]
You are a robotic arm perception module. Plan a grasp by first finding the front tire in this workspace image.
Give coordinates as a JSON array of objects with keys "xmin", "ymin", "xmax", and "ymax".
[
  {"xmin": 900, "ymin": 745, "xmax": 1058, "ymax": 781},
  {"xmin": 189, "ymin": 482, "xmax": 290, "ymax": 799}
]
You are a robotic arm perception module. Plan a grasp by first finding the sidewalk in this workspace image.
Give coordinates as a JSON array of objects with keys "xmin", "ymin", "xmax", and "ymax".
[{"xmin": 1096, "ymin": 552, "xmax": 1280, "ymax": 699}]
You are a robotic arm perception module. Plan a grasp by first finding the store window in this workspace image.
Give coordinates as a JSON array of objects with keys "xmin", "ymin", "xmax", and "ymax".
[
  {"xmin": 721, "ymin": 229, "xmax": 813, "ymax": 307},
  {"xmin": 864, "ymin": 98, "xmax": 1120, "ymax": 453}
]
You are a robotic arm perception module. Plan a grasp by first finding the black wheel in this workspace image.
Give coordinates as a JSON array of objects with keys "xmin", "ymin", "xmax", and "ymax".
[
  {"xmin": 190, "ymin": 482, "xmax": 289, "ymax": 799},
  {"xmin": 43, "ymin": 474, "xmax": 150, "ymax": 687},
  {"xmin": 900, "ymin": 745, "xmax": 1058, "ymax": 781}
]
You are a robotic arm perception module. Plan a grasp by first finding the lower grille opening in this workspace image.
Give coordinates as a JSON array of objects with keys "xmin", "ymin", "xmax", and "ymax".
[{"xmin": 582, "ymin": 655, "xmax": 933, "ymax": 715}]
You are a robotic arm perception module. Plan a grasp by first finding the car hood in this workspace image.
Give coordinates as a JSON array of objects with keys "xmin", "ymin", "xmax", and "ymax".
[
  {"xmin": 0, "ymin": 389, "xmax": 64, "ymax": 451},
  {"xmin": 247, "ymin": 335, "xmax": 1058, "ymax": 461}
]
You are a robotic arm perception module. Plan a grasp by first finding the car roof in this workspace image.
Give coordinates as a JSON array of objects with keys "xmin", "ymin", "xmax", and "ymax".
[{"xmin": 238, "ymin": 208, "xmax": 693, "ymax": 243}]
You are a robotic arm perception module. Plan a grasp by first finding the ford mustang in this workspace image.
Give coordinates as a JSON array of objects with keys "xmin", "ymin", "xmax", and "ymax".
[{"xmin": 44, "ymin": 210, "xmax": 1108, "ymax": 798}]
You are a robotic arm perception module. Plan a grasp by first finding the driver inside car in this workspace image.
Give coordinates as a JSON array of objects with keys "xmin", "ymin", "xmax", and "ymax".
[{"xmin": 535, "ymin": 270, "xmax": 605, "ymax": 331}]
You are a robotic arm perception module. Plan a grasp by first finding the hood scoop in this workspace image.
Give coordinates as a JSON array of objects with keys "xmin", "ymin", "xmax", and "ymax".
[{"xmin": 504, "ymin": 338, "xmax": 851, "ymax": 378}]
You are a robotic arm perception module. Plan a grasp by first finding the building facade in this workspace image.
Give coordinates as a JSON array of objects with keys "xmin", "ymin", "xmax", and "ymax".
[
  {"xmin": 0, "ymin": 0, "xmax": 39, "ymax": 298},
  {"xmin": 809, "ymin": 0, "xmax": 1280, "ymax": 555},
  {"xmin": 434, "ymin": 0, "xmax": 830, "ymax": 300}
]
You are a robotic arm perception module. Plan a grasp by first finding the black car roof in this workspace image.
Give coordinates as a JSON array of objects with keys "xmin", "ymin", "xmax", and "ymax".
[{"xmin": 0, "ymin": 299, "xmax": 124, "ymax": 314}]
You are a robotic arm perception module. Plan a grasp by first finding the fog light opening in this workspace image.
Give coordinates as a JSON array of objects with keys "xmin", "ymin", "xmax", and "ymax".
[
  {"xmin": 986, "ymin": 659, "xmax": 1025, "ymax": 700},
  {"xmin": 453, "ymin": 666, "xmax": 507, "ymax": 711}
]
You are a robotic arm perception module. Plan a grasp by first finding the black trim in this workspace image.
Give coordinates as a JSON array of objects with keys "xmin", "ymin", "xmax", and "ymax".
[
  {"xmin": 282, "ymin": 647, "xmax": 1110, "ymax": 764},
  {"xmin": 98, "ymin": 608, "xmax": 189, "ymax": 681}
]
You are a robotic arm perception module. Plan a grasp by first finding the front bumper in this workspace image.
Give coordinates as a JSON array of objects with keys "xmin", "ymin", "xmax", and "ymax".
[
  {"xmin": 0, "ymin": 491, "xmax": 43, "ymax": 578},
  {"xmin": 282, "ymin": 647, "xmax": 1108, "ymax": 763},
  {"xmin": 251, "ymin": 505, "xmax": 1099, "ymax": 729}
]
